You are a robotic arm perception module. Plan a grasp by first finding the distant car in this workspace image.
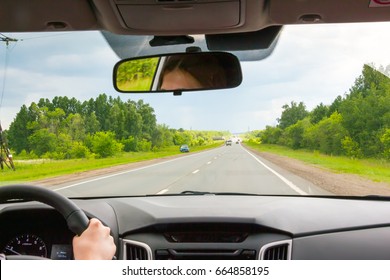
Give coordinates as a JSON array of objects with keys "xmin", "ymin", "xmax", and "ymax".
[
  {"xmin": 180, "ymin": 145, "xmax": 190, "ymax": 152},
  {"xmin": 226, "ymin": 140, "xmax": 232, "ymax": 146}
]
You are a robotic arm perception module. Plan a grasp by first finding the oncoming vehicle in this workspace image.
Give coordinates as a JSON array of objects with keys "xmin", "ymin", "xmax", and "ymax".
[{"xmin": 0, "ymin": 0, "xmax": 390, "ymax": 261}]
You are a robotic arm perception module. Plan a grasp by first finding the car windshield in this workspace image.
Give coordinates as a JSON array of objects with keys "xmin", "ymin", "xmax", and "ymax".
[{"xmin": 0, "ymin": 22, "xmax": 389, "ymax": 198}]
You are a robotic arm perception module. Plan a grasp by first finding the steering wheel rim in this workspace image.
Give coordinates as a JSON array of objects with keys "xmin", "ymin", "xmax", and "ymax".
[{"xmin": 0, "ymin": 184, "xmax": 89, "ymax": 236}]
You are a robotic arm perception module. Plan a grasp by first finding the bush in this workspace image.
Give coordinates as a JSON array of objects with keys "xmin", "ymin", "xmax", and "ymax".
[
  {"xmin": 137, "ymin": 139, "xmax": 152, "ymax": 152},
  {"xmin": 90, "ymin": 131, "xmax": 123, "ymax": 158},
  {"xmin": 70, "ymin": 142, "xmax": 92, "ymax": 158},
  {"xmin": 122, "ymin": 136, "xmax": 138, "ymax": 152},
  {"xmin": 380, "ymin": 129, "xmax": 390, "ymax": 160},
  {"xmin": 341, "ymin": 136, "xmax": 363, "ymax": 159}
]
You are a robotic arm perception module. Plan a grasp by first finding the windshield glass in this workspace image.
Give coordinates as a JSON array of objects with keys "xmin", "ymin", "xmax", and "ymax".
[{"xmin": 1, "ymin": 22, "xmax": 389, "ymax": 198}]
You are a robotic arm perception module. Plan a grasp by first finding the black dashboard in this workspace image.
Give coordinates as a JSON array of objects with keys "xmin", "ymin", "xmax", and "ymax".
[
  {"xmin": 1, "ymin": 195, "xmax": 390, "ymax": 260},
  {"xmin": 0, "ymin": 207, "xmax": 74, "ymax": 259}
]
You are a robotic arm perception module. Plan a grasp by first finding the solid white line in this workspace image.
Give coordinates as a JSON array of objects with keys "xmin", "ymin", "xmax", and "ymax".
[
  {"xmin": 241, "ymin": 147, "xmax": 308, "ymax": 195},
  {"xmin": 54, "ymin": 147, "xmax": 223, "ymax": 192},
  {"xmin": 156, "ymin": 188, "xmax": 169, "ymax": 195},
  {"xmin": 192, "ymin": 169, "xmax": 200, "ymax": 174}
]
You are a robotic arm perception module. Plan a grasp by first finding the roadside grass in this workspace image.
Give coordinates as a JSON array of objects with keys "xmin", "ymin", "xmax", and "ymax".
[
  {"xmin": 0, "ymin": 143, "xmax": 223, "ymax": 184},
  {"xmin": 117, "ymin": 77, "xmax": 153, "ymax": 91},
  {"xmin": 244, "ymin": 142, "xmax": 390, "ymax": 184}
]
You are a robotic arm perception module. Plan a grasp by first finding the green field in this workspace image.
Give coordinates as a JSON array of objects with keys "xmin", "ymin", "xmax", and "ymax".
[
  {"xmin": 0, "ymin": 143, "xmax": 223, "ymax": 185},
  {"xmin": 244, "ymin": 142, "xmax": 390, "ymax": 184}
]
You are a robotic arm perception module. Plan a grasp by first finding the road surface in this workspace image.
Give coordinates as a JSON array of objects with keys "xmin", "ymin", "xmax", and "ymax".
[{"xmin": 55, "ymin": 144, "xmax": 330, "ymax": 197}]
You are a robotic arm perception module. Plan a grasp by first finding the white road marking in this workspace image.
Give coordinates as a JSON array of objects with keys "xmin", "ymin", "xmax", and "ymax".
[
  {"xmin": 156, "ymin": 188, "xmax": 169, "ymax": 195},
  {"xmin": 54, "ymin": 147, "xmax": 224, "ymax": 191},
  {"xmin": 242, "ymin": 147, "xmax": 308, "ymax": 195},
  {"xmin": 207, "ymin": 161, "xmax": 212, "ymax": 165},
  {"xmin": 192, "ymin": 169, "xmax": 200, "ymax": 174}
]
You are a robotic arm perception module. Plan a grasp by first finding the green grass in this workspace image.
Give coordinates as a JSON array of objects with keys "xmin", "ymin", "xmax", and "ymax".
[
  {"xmin": 117, "ymin": 77, "xmax": 153, "ymax": 91},
  {"xmin": 244, "ymin": 142, "xmax": 390, "ymax": 184},
  {"xmin": 0, "ymin": 143, "xmax": 223, "ymax": 184}
]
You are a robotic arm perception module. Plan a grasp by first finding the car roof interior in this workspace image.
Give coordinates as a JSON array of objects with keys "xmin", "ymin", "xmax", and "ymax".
[{"xmin": 1, "ymin": 0, "xmax": 389, "ymax": 35}]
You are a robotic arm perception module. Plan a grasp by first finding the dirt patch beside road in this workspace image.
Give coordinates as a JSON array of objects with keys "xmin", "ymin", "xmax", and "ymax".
[{"xmin": 245, "ymin": 147, "xmax": 390, "ymax": 196}]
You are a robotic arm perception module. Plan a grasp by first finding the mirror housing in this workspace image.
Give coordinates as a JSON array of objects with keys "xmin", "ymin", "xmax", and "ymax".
[{"xmin": 113, "ymin": 52, "xmax": 242, "ymax": 94}]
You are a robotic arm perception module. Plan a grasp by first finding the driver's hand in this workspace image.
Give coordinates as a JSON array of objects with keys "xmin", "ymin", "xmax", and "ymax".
[{"xmin": 72, "ymin": 218, "xmax": 116, "ymax": 260}]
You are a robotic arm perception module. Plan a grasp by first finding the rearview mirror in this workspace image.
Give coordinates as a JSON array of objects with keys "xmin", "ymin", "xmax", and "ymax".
[{"xmin": 113, "ymin": 52, "xmax": 242, "ymax": 94}]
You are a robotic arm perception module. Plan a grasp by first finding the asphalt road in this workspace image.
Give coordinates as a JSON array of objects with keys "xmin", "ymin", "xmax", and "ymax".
[{"xmin": 55, "ymin": 144, "xmax": 330, "ymax": 197}]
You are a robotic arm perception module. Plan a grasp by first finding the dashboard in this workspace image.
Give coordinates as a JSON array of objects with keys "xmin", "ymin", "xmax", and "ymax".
[
  {"xmin": 1, "ymin": 195, "xmax": 390, "ymax": 260},
  {"xmin": 0, "ymin": 207, "xmax": 74, "ymax": 259}
]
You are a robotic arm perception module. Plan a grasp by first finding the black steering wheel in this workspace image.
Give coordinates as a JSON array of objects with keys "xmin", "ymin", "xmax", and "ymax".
[{"xmin": 0, "ymin": 184, "xmax": 89, "ymax": 260}]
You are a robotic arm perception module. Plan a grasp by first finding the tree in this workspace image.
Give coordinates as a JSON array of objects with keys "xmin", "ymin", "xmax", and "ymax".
[
  {"xmin": 282, "ymin": 118, "xmax": 311, "ymax": 149},
  {"xmin": 310, "ymin": 103, "xmax": 329, "ymax": 124},
  {"xmin": 277, "ymin": 101, "xmax": 308, "ymax": 129},
  {"xmin": 7, "ymin": 105, "xmax": 32, "ymax": 153},
  {"xmin": 137, "ymin": 100, "xmax": 157, "ymax": 140},
  {"xmin": 339, "ymin": 65, "xmax": 390, "ymax": 157},
  {"xmin": 260, "ymin": 126, "xmax": 283, "ymax": 144},
  {"xmin": 65, "ymin": 113, "xmax": 86, "ymax": 141},
  {"xmin": 304, "ymin": 112, "xmax": 348, "ymax": 155},
  {"xmin": 28, "ymin": 129, "xmax": 57, "ymax": 156}
]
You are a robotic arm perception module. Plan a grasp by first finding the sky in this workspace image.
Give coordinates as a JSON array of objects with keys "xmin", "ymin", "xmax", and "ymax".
[{"xmin": 1, "ymin": 22, "xmax": 390, "ymax": 133}]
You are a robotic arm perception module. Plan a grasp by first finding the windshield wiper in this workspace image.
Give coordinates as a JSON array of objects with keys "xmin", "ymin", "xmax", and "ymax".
[
  {"xmin": 179, "ymin": 190, "xmax": 258, "ymax": 196},
  {"xmin": 362, "ymin": 195, "xmax": 390, "ymax": 201}
]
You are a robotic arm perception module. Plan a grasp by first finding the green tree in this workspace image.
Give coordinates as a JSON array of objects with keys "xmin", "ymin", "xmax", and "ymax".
[
  {"xmin": 310, "ymin": 103, "xmax": 329, "ymax": 124},
  {"xmin": 7, "ymin": 105, "xmax": 32, "ymax": 153},
  {"xmin": 137, "ymin": 100, "xmax": 157, "ymax": 140},
  {"xmin": 28, "ymin": 129, "xmax": 57, "ymax": 156},
  {"xmin": 65, "ymin": 113, "xmax": 86, "ymax": 141},
  {"xmin": 304, "ymin": 112, "xmax": 348, "ymax": 155},
  {"xmin": 277, "ymin": 101, "xmax": 308, "ymax": 129},
  {"xmin": 259, "ymin": 126, "xmax": 283, "ymax": 144}
]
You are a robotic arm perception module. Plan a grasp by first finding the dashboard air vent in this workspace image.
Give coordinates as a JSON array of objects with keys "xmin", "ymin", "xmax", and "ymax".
[
  {"xmin": 156, "ymin": 248, "xmax": 256, "ymax": 260},
  {"xmin": 123, "ymin": 239, "xmax": 152, "ymax": 260},
  {"xmin": 259, "ymin": 240, "xmax": 292, "ymax": 260}
]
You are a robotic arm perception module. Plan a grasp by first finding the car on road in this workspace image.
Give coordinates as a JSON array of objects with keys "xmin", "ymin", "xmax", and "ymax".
[
  {"xmin": 1, "ymin": 0, "xmax": 390, "ymax": 262},
  {"xmin": 180, "ymin": 144, "xmax": 190, "ymax": 153}
]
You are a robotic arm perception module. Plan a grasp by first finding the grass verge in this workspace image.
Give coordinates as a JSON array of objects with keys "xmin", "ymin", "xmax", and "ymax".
[
  {"xmin": 244, "ymin": 142, "xmax": 390, "ymax": 184},
  {"xmin": 0, "ymin": 143, "xmax": 223, "ymax": 184}
]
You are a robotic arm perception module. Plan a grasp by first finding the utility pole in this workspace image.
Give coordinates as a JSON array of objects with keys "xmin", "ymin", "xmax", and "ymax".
[
  {"xmin": 0, "ymin": 34, "xmax": 18, "ymax": 46},
  {"xmin": 0, "ymin": 34, "xmax": 18, "ymax": 171}
]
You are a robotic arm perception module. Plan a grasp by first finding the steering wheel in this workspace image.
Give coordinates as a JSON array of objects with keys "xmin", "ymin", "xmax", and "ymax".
[{"xmin": 0, "ymin": 184, "xmax": 89, "ymax": 260}]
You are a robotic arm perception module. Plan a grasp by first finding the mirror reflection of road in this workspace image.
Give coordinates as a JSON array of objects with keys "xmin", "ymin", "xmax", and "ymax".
[{"xmin": 56, "ymin": 144, "xmax": 330, "ymax": 197}]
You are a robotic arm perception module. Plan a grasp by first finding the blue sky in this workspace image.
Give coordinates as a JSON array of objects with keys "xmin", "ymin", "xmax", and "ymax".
[{"xmin": 1, "ymin": 22, "xmax": 389, "ymax": 133}]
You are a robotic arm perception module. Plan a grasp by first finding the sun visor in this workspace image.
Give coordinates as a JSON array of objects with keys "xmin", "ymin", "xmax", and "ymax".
[{"xmin": 102, "ymin": 29, "xmax": 281, "ymax": 62}]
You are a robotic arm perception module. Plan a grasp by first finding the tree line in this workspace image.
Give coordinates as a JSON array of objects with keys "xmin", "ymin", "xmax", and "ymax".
[
  {"xmin": 247, "ymin": 64, "xmax": 390, "ymax": 159},
  {"xmin": 6, "ymin": 94, "xmax": 226, "ymax": 159}
]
